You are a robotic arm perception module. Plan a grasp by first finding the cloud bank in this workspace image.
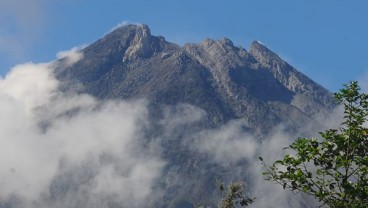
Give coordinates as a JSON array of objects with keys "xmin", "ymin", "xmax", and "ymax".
[
  {"xmin": 188, "ymin": 122, "xmax": 318, "ymax": 207},
  {"xmin": 188, "ymin": 113, "xmax": 343, "ymax": 207},
  {"xmin": 56, "ymin": 46, "xmax": 85, "ymax": 66},
  {"xmin": 0, "ymin": 49, "xmax": 165, "ymax": 207}
]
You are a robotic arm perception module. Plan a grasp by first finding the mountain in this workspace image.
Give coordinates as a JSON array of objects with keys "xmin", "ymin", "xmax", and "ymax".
[
  {"xmin": 55, "ymin": 24, "xmax": 334, "ymax": 136},
  {"xmin": 53, "ymin": 24, "xmax": 336, "ymax": 207}
]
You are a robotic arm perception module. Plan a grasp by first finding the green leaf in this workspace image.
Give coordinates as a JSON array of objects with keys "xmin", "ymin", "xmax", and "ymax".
[{"xmin": 261, "ymin": 82, "xmax": 368, "ymax": 207}]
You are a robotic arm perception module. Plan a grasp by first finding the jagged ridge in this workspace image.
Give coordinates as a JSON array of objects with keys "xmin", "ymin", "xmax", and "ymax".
[{"xmin": 56, "ymin": 24, "xmax": 335, "ymax": 135}]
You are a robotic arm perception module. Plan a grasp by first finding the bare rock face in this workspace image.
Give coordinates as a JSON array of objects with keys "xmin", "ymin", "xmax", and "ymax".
[
  {"xmin": 123, "ymin": 24, "xmax": 156, "ymax": 62},
  {"xmin": 53, "ymin": 24, "xmax": 336, "ymax": 207},
  {"xmin": 249, "ymin": 41, "xmax": 335, "ymax": 120},
  {"xmin": 184, "ymin": 38, "xmax": 250, "ymax": 99},
  {"xmin": 56, "ymin": 25, "xmax": 335, "ymax": 129},
  {"xmin": 249, "ymin": 40, "xmax": 312, "ymax": 94}
]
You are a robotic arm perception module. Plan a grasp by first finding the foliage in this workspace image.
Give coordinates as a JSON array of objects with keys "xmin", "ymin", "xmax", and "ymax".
[
  {"xmin": 261, "ymin": 81, "xmax": 368, "ymax": 207},
  {"xmin": 217, "ymin": 180, "xmax": 255, "ymax": 208}
]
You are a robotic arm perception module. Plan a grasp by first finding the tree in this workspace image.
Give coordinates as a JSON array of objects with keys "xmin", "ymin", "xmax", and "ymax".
[
  {"xmin": 216, "ymin": 180, "xmax": 255, "ymax": 208},
  {"xmin": 193, "ymin": 180, "xmax": 254, "ymax": 208},
  {"xmin": 260, "ymin": 81, "xmax": 368, "ymax": 208}
]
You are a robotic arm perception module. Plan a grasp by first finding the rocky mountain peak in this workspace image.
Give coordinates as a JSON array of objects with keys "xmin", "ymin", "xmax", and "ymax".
[
  {"xmin": 248, "ymin": 40, "xmax": 282, "ymax": 68},
  {"xmin": 198, "ymin": 37, "xmax": 237, "ymax": 53},
  {"xmin": 218, "ymin": 38, "xmax": 234, "ymax": 47},
  {"xmin": 122, "ymin": 24, "xmax": 158, "ymax": 62},
  {"xmin": 136, "ymin": 24, "xmax": 151, "ymax": 35},
  {"xmin": 57, "ymin": 23, "xmax": 336, "ymax": 133},
  {"xmin": 200, "ymin": 37, "xmax": 235, "ymax": 48},
  {"xmin": 184, "ymin": 37, "xmax": 249, "ymax": 69}
]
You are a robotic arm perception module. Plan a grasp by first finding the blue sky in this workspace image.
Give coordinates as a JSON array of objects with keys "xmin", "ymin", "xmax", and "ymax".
[{"xmin": 1, "ymin": 0, "xmax": 367, "ymax": 91}]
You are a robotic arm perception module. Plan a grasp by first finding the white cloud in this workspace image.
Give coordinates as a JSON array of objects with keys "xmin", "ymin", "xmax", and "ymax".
[
  {"xmin": 0, "ymin": 62, "xmax": 58, "ymax": 113},
  {"xmin": 189, "ymin": 122, "xmax": 298, "ymax": 206},
  {"xmin": 192, "ymin": 120, "xmax": 257, "ymax": 165},
  {"xmin": 159, "ymin": 103, "xmax": 206, "ymax": 138},
  {"xmin": 190, "ymin": 120, "xmax": 346, "ymax": 207},
  {"xmin": 56, "ymin": 46, "xmax": 85, "ymax": 66},
  {"xmin": 0, "ymin": 56, "xmax": 165, "ymax": 207},
  {"xmin": 108, "ymin": 21, "xmax": 130, "ymax": 33}
]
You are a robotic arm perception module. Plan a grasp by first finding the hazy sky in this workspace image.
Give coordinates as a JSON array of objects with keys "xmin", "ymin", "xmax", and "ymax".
[{"xmin": 1, "ymin": 0, "xmax": 367, "ymax": 91}]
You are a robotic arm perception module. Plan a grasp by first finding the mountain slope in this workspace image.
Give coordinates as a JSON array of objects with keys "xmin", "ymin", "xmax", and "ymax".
[
  {"xmin": 53, "ymin": 24, "xmax": 336, "ymax": 207},
  {"xmin": 55, "ymin": 24, "xmax": 335, "ymax": 137}
]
